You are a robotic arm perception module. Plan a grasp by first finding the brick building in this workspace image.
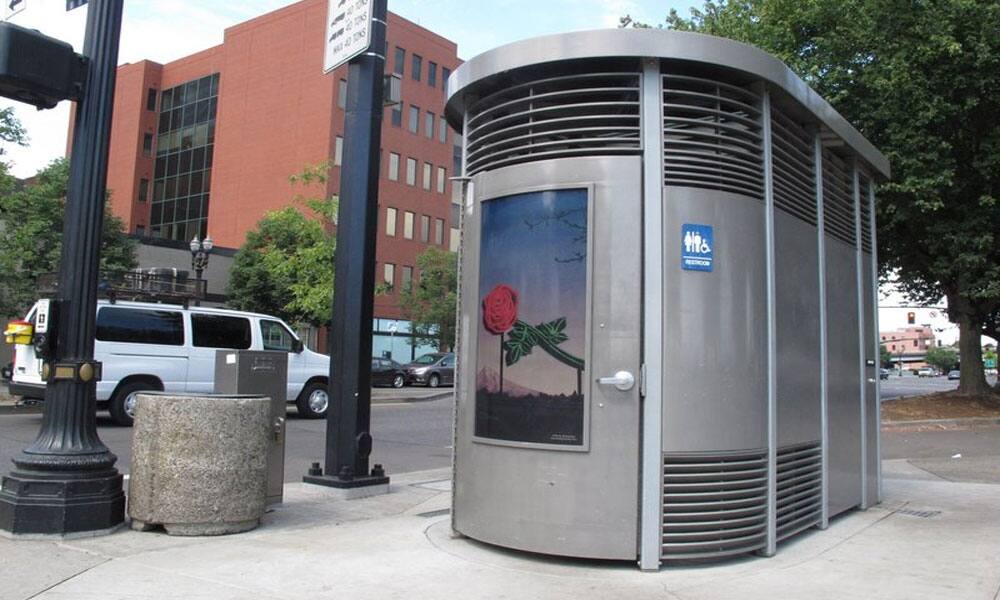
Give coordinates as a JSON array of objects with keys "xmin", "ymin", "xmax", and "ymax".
[
  {"xmin": 879, "ymin": 325, "xmax": 937, "ymax": 369},
  {"xmin": 91, "ymin": 0, "xmax": 462, "ymax": 359}
]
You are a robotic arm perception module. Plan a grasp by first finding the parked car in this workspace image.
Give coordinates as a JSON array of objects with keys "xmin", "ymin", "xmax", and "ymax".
[
  {"xmin": 371, "ymin": 357, "xmax": 406, "ymax": 388},
  {"xmin": 947, "ymin": 369, "xmax": 960, "ymax": 380},
  {"xmin": 879, "ymin": 368, "xmax": 890, "ymax": 380},
  {"xmin": 917, "ymin": 367, "xmax": 936, "ymax": 377},
  {"xmin": 8, "ymin": 300, "xmax": 331, "ymax": 425},
  {"xmin": 404, "ymin": 352, "xmax": 455, "ymax": 387}
]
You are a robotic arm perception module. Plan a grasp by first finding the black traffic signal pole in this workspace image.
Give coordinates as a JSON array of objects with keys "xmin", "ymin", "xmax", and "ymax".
[
  {"xmin": 304, "ymin": 0, "xmax": 389, "ymax": 489},
  {"xmin": 0, "ymin": 0, "xmax": 125, "ymax": 535}
]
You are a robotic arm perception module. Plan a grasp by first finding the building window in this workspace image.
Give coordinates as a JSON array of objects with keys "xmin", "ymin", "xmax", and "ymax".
[
  {"xmin": 412, "ymin": 54, "xmax": 422, "ymax": 81},
  {"xmin": 422, "ymin": 162, "xmax": 432, "ymax": 190},
  {"xmin": 408, "ymin": 105, "xmax": 419, "ymax": 133},
  {"xmin": 388, "ymin": 152, "xmax": 400, "ymax": 181},
  {"xmin": 334, "ymin": 136, "xmax": 344, "ymax": 166},
  {"xmin": 337, "ymin": 79, "xmax": 348, "ymax": 109},
  {"xmin": 442, "ymin": 67, "xmax": 451, "ymax": 90},
  {"xmin": 150, "ymin": 72, "xmax": 219, "ymax": 242},
  {"xmin": 403, "ymin": 211, "xmax": 414, "ymax": 239},
  {"xmin": 393, "ymin": 47, "xmax": 405, "ymax": 75},
  {"xmin": 390, "ymin": 104, "xmax": 402, "ymax": 127},
  {"xmin": 436, "ymin": 166, "xmax": 446, "ymax": 193},
  {"xmin": 428, "ymin": 62, "xmax": 437, "ymax": 87},
  {"xmin": 401, "ymin": 265, "xmax": 413, "ymax": 289},
  {"xmin": 386, "ymin": 207, "xmax": 397, "ymax": 236},
  {"xmin": 420, "ymin": 214, "xmax": 430, "ymax": 243},
  {"xmin": 434, "ymin": 218, "xmax": 444, "ymax": 245},
  {"xmin": 383, "ymin": 263, "xmax": 395, "ymax": 287},
  {"xmin": 138, "ymin": 178, "xmax": 149, "ymax": 202},
  {"xmin": 913, "ymin": 340, "xmax": 918, "ymax": 347},
  {"xmin": 424, "ymin": 111, "xmax": 434, "ymax": 139},
  {"xmin": 135, "ymin": 224, "xmax": 146, "ymax": 236},
  {"xmin": 146, "ymin": 88, "xmax": 157, "ymax": 111},
  {"xmin": 406, "ymin": 158, "xmax": 417, "ymax": 186},
  {"xmin": 438, "ymin": 119, "xmax": 447, "ymax": 143},
  {"xmin": 142, "ymin": 132, "xmax": 154, "ymax": 156},
  {"xmin": 891, "ymin": 345, "xmax": 896, "ymax": 351}
]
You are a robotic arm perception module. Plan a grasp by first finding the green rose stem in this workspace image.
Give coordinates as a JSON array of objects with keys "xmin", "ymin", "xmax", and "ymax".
[
  {"xmin": 507, "ymin": 319, "xmax": 585, "ymax": 395},
  {"xmin": 499, "ymin": 335, "xmax": 504, "ymax": 395}
]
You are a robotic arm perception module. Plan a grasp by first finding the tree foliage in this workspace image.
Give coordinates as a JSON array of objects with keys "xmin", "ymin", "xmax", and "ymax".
[
  {"xmin": 0, "ymin": 158, "xmax": 137, "ymax": 316},
  {"xmin": 398, "ymin": 247, "xmax": 458, "ymax": 351},
  {"xmin": 924, "ymin": 345, "xmax": 959, "ymax": 373},
  {"xmin": 0, "ymin": 107, "xmax": 27, "ymax": 153},
  {"xmin": 879, "ymin": 344, "xmax": 891, "ymax": 368},
  {"xmin": 227, "ymin": 163, "xmax": 336, "ymax": 326},
  {"xmin": 627, "ymin": 0, "xmax": 1000, "ymax": 396}
]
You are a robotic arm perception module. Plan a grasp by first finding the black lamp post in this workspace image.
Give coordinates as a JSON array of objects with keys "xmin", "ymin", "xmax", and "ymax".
[{"xmin": 189, "ymin": 235, "xmax": 213, "ymax": 305}]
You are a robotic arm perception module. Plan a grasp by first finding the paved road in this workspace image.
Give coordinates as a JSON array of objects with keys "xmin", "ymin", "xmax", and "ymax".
[
  {"xmin": 879, "ymin": 374, "xmax": 997, "ymax": 400},
  {"xmin": 0, "ymin": 389, "xmax": 455, "ymax": 482}
]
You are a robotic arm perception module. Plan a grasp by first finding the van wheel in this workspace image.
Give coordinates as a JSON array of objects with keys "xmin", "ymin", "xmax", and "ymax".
[
  {"xmin": 110, "ymin": 381, "xmax": 154, "ymax": 427},
  {"xmin": 296, "ymin": 381, "xmax": 329, "ymax": 419}
]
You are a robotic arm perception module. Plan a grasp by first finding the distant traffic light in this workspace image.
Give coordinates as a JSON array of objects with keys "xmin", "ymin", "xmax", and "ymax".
[{"xmin": 907, "ymin": 312, "xmax": 916, "ymax": 324}]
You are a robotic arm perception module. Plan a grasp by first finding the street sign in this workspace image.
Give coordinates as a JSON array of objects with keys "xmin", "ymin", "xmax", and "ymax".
[
  {"xmin": 986, "ymin": 358, "xmax": 997, "ymax": 369},
  {"xmin": 3, "ymin": 0, "xmax": 26, "ymax": 21},
  {"xmin": 65, "ymin": 0, "xmax": 87, "ymax": 10},
  {"xmin": 323, "ymin": 0, "xmax": 374, "ymax": 73},
  {"xmin": 681, "ymin": 223, "xmax": 714, "ymax": 272}
]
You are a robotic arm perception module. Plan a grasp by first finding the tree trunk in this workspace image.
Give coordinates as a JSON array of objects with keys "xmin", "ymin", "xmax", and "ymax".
[{"xmin": 955, "ymin": 309, "xmax": 991, "ymax": 396}]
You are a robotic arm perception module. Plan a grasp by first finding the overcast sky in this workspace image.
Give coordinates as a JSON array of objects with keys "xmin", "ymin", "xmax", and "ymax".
[
  {"xmin": 0, "ymin": 0, "xmax": 688, "ymax": 179},
  {"xmin": 0, "ymin": 1, "xmax": 985, "ymax": 345}
]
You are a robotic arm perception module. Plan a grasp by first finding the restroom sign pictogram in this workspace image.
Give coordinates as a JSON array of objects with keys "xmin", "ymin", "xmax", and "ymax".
[{"xmin": 681, "ymin": 223, "xmax": 714, "ymax": 272}]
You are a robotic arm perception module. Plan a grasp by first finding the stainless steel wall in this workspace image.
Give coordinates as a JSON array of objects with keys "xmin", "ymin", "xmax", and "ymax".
[
  {"xmin": 775, "ymin": 211, "xmax": 822, "ymax": 447},
  {"xmin": 661, "ymin": 187, "xmax": 767, "ymax": 453},
  {"xmin": 825, "ymin": 237, "xmax": 862, "ymax": 516}
]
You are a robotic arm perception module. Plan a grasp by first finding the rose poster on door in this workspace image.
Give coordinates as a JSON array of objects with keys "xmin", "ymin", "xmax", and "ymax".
[{"xmin": 475, "ymin": 188, "xmax": 588, "ymax": 445}]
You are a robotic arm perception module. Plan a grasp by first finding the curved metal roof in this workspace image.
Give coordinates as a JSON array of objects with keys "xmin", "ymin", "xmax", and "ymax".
[{"xmin": 445, "ymin": 29, "xmax": 889, "ymax": 178}]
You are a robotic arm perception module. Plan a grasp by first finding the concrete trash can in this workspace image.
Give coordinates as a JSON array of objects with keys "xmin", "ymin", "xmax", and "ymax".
[{"xmin": 128, "ymin": 393, "xmax": 272, "ymax": 535}]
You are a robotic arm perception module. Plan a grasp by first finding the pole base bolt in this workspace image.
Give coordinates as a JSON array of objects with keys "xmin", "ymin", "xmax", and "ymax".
[{"xmin": 307, "ymin": 462, "xmax": 323, "ymax": 477}]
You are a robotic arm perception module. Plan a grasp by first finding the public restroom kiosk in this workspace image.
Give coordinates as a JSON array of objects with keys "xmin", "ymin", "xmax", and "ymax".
[{"xmin": 445, "ymin": 30, "xmax": 888, "ymax": 569}]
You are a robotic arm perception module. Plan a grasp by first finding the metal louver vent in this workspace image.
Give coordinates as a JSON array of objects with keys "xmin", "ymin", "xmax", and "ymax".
[
  {"xmin": 464, "ymin": 71, "xmax": 641, "ymax": 175},
  {"xmin": 663, "ymin": 74, "xmax": 764, "ymax": 199},
  {"xmin": 662, "ymin": 449, "xmax": 768, "ymax": 560},
  {"xmin": 771, "ymin": 109, "xmax": 817, "ymax": 225},
  {"xmin": 776, "ymin": 442, "xmax": 822, "ymax": 542},
  {"xmin": 858, "ymin": 175, "xmax": 873, "ymax": 253},
  {"xmin": 822, "ymin": 150, "xmax": 856, "ymax": 246}
]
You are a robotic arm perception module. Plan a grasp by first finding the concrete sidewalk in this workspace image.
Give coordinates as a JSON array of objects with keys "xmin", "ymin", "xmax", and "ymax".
[{"xmin": 3, "ymin": 460, "xmax": 1000, "ymax": 600}]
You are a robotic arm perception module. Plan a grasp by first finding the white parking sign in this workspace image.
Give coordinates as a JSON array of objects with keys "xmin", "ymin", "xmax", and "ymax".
[{"xmin": 323, "ymin": 0, "xmax": 374, "ymax": 73}]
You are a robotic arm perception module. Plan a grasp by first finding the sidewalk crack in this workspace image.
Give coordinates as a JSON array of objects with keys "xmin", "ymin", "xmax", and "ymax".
[{"xmin": 24, "ymin": 557, "xmax": 111, "ymax": 600}]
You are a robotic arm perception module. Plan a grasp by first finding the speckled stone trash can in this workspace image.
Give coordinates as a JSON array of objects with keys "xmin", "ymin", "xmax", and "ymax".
[{"xmin": 127, "ymin": 393, "xmax": 272, "ymax": 536}]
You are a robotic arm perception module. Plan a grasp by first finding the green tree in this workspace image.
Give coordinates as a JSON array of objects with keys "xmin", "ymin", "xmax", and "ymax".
[
  {"xmin": 0, "ymin": 158, "xmax": 137, "ymax": 316},
  {"xmin": 627, "ymin": 0, "xmax": 1000, "ymax": 398},
  {"xmin": 399, "ymin": 247, "xmax": 458, "ymax": 351},
  {"xmin": 227, "ymin": 162, "xmax": 336, "ymax": 326},
  {"xmin": 879, "ymin": 344, "xmax": 891, "ymax": 368},
  {"xmin": 925, "ymin": 345, "xmax": 959, "ymax": 374},
  {"xmin": 0, "ymin": 107, "xmax": 27, "ymax": 153}
]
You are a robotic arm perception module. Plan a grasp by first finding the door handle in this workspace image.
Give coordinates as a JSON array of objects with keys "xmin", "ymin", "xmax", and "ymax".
[{"xmin": 597, "ymin": 370, "xmax": 635, "ymax": 391}]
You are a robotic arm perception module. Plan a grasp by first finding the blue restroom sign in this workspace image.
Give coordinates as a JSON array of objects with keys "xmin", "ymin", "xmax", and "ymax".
[{"xmin": 681, "ymin": 223, "xmax": 714, "ymax": 272}]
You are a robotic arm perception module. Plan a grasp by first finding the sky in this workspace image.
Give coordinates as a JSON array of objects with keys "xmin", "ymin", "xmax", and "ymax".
[
  {"xmin": 0, "ymin": 0, "xmax": 986, "ymax": 348},
  {"xmin": 0, "ymin": 0, "xmax": 691, "ymax": 179}
]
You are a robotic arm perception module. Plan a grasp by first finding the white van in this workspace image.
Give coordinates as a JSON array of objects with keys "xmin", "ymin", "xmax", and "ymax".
[{"xmin": 9, "ymin": 300, "xmax": 331, "ymax": 425}]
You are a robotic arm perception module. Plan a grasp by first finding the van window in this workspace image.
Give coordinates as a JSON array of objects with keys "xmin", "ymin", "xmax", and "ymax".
[
  {"xmin": 260, "ymin": 320, "xmax": 295, "ymax": 352},
  {"xmin": 191, "ymin": 313, "xmax": 251, "ymax": 349},
  {"xmin": 96, "ymin": 307, "xmax": 184, "ymax": 345}
]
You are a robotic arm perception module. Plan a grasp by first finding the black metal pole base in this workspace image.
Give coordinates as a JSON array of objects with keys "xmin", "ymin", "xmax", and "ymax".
[
  {"xmin": 302, "ymin": 473, "xmax": 390, "ymax": 489},
  {"xmin": 0, "ymin": 468, "xmax": 124, "ymax": 537}
]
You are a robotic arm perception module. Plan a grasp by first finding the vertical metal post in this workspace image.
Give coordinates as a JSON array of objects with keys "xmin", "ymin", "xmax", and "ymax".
[
  {"xmin": 305, "ymin": 0, "xmax": 389, "ymax": 489},
  {"xmin": 852, "ymin": 160, "xmax": 868, "ymax": 509},
  {"xmin": 0, "ymin": 0, "xmax": 125, "ymax": 536},
  {"xmin": 639, "ymin": 57, "xmax": 664, "ymax": 571},
  {"xmin": 814, "ymin": 132, "xmax": 830, "ymax": 529},
  {"xmin": 868, "ymin": 182, "xmax": 881, "ymax": 502},
  {"xmin": 761, "ymin": 89, "xmax": 778, "ymax": 556}
]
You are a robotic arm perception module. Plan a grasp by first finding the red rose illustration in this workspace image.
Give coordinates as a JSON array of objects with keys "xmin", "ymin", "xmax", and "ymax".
[{"xmin": 482, "ymin": 284, "xmax": 518, "ymax": 334}]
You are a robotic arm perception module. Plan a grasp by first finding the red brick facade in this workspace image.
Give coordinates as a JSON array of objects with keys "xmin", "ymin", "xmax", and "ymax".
[{"xmin": 95, "ymin": 0, "xmax": 460, "ymax": 321}]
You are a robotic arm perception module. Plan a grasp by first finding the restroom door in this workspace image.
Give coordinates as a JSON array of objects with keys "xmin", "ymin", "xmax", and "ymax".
[{"xmin": 454, "ymin": 156, "xmax": 643, "ymax": 560}]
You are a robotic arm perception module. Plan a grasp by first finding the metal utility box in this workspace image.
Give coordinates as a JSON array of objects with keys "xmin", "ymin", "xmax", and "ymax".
[
  {"xmin": 214, "ymin": 350, "xmax": 287, "ymax": 506},
  {"xmin": 445, "ymin": 29, "xmax": 888, "ymax": 569}
]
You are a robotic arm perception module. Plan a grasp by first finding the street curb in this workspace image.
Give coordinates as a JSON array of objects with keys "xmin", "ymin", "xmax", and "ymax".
[
  {"xmin": 0, "ymin": 403, "xmax": 42, "ymax": 415},
  {"xmin": 882, "ymin": 416, "xmax": 1000, "ymax": 431},
  {"xmin": 371, "ymin": 390, "xmax": 453, "ymax": 405}
]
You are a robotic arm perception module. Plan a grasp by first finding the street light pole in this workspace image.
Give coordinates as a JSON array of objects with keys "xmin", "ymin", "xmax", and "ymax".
[
  {"xmin": 189, "ymin": 235, "xmax": 213, "ymax": 306},
  {"xmin": 0, "ymin": 0, "xmax": 125, "ymax": 536}
]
